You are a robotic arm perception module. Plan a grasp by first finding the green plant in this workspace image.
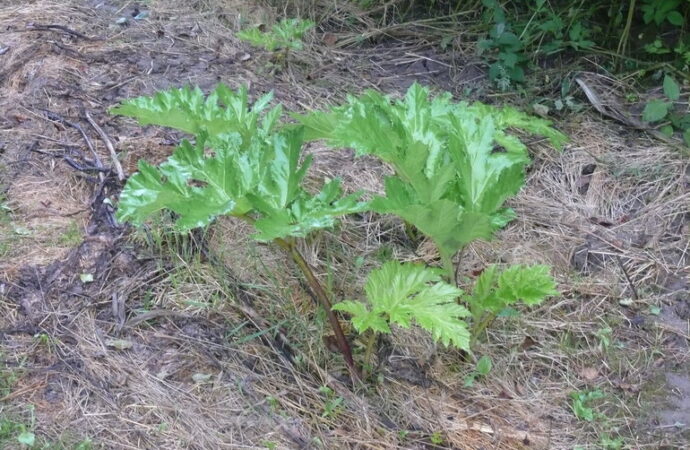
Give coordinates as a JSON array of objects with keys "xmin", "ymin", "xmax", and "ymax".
[
  {"xmin": 641, "ymin": 74, "xmax": 690, "ymax": 145},
  {"xmin": 112, "ymin": 82, "xmax": 563, "ymax": 380},
  {"xmin": 318, "ymin": 386, "xmax": 344, "ymax": 418},
  {"xmin": 334, "ymin": 261, "xmax": 557, "ymax": 371},
  {"xmin": 463, "ymin": 354, "xmax": 492, "ymax": 387},
  {"xmin": 640, "ymin": 0, "xmax": 685, "ymax": 26},
  {"xmin": 237, "ymin": 18, "xmax": 314, "ymax": 64},
  {"xmin": 296, "ymin": 83, "xmax": 567, "ymax": 277},
  {"xmin": 465, "ymin": 264, "xmax": 558, "ymax": 342},
  {"xmin": 333, "ymin": 261, "xmax": 469, "ymax": 370},
  {"xmin": 478, "ymin": 0, "xmax": 527, "ymax": 90},
  {"xmin": 570, "ymin": 389, "xmax": 605, "ymax": 422},
  {"xmin": 600, "ymin": 434, "xmax": 624, "ymax": 450},
  {"xmin": 111, "ymin": 85, "xmax": 365, "ymax": 375},
  {"xmin": 596, "ymin": 326, "xmax": 613, "ymax": 352},
  {"xmin": 429, "ymin": 431, "xmax": 444, "ymax": 445}
]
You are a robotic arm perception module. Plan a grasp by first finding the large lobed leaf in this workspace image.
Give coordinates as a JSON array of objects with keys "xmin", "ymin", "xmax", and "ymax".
[
  {"xmin": 296, "ymin": 83, "xmax": 567, "ymax": 267},
  {"xmin": 110, "ymin": 84, "xmax": 281, "ymax": 143},
  {"xmin": 333, "ymin": 261, "xmax": 471, "ymax": 350},
  {"xmin": 116, "ymin": 124, "xmax": 366, "ymax": 239}
]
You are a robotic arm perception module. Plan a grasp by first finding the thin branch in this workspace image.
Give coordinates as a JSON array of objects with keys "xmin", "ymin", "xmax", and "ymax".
[{"xmin": 85, "ymin": 111, "xmax": 125, "ymax": 181}]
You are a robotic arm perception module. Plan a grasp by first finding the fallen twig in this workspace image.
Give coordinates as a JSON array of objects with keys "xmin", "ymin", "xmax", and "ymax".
[
  {"xmin": 85, "ymin": 111, "xmax": 125, "ymax": 180},
  {"xmin": 42, "ymin": 109, "xmax": 105, "ymax": 181},
  {"xmin": 25, "ymin": 23, "xmax": 97, "ymax": 41}
]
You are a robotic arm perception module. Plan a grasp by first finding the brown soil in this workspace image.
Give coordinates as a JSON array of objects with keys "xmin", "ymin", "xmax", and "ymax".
[{"xmin": 1, "ymin": 0, "xmax": 688, "ymax": 449}]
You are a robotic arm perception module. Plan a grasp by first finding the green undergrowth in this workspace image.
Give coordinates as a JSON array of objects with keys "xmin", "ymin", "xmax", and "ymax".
[{"xmin": 109, "ymin": 81, "xmax": 565, "ymax": 379}]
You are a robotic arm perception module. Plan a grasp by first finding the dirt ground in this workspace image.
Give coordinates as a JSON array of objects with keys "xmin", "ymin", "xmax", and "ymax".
[{"xmin": 0, "ymin": 1, "xmax": 688, "ymax": 449}]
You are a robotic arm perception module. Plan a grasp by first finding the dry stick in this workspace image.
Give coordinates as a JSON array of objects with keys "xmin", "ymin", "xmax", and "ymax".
[
  {"xmin": 42, "ymin": 110, "xmax": 105, "ymax": 183},
  {"xmin": 24, "ymin": 23, "xmax": 96, "ymax": 41},
  {"xmin": 85, "ymin": 111, "xmax": 125, "ymax": 181},
  {"xmin": 615, "ymin": 255, "xmax": 639, "ymax": 300}
]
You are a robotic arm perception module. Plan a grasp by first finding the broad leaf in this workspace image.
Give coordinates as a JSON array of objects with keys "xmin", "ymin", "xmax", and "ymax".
[
  {"xmin": 495, "ymin": 264, "xmax": 559, "ymax": 305},
  {"xmin": 445, "ymin": 112, "xmax": 529, "ymax": 217},
  {"xmin": 296, "ymin": 83, "xmax": 567, "ymax": 271},
  {"xmin": 663, "ymin": 75, "xmax": 680, "ymax": 101},
  {"xmin": 250, "ymin": 177, "xmax": 366, "ymax": 241},
  {"xmin": 371, "ymin": 177, "xmax": 494, "ymax": 263},
  {"xmin": 334, "ymin": 261, "xmax": 470, "ymax": 350},
  {"xmin": 642, "ymin": 100, "xmax": 671, "ymax": 123},
  {"xmin": 117, "ymin": 127, "xmax": 366, "ymax": 238},
  {"xmin": 110, "ymin": 84, "xmax": 281, "ymax": 142},
  {"xmin": 117, "ymin": 135, "xmax": 254, "ymax": 229}
]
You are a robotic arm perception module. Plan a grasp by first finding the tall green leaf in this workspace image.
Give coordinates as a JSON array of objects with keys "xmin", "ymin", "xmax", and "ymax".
[{"xmin": 297, "ymin": 83, "xmax": 567, "ymax": 272}]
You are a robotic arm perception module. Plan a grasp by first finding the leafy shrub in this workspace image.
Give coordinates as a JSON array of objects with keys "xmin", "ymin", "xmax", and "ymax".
[
  {"xmin": 112, "ymin": 82, "xmax": 563, "ymax": 377},
  {"xmin": 112, "ymin": 85, "xmax": 364, "ymax": 373}
]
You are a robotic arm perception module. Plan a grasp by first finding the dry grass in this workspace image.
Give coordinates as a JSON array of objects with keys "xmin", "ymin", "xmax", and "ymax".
[{"xmin": 1, "ymin": 0, "xmax": 688, "ymax": 449}]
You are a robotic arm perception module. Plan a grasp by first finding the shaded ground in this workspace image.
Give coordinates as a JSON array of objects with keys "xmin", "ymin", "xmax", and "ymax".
[{"xmin": 1, "ymin": 1, "xmax": 688, "ymax": 449}]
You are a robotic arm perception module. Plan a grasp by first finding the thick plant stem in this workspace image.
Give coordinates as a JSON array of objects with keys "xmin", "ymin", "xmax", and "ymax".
[{"xmin": 274, "ymin": 237, "xmax": 360, "ymax": 379}]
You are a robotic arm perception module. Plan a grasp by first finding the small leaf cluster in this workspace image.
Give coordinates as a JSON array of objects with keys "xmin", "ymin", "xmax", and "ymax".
[
  {"xmin": 478, "ymin": 0, "xmax": 527, "ymax": 90},
  {"xmin": 333, "ymin": 261, "xmax": 471, "ymax": 349},
  {"xmin": 570, "ymin": 389, "xmax": 605, "ymax": 422},
  {"xmin": 477, "ymin": 0, "xmax": 594, "ymax": 89},
  {"xmin": 237, "ymin": 18, "xmax": 315, "ymax": 52},
  {"xmin": 640, "ymin": 0, "xmax": 685, "ymax": 26},
  {"xmin": 642, "ymin": 74, "xmax": 690, "ymax": 146}
]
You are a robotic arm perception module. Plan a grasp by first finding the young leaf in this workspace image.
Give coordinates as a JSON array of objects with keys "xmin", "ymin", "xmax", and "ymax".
[
  {"xmin": 237, "ymin": 27, "xmax": 279, "ymax": 51},
  {"xmin": 667, "ymin": 11, "xmax": 684, "ymax": 26},
  {"xmin": 663, "ymin": 75, "xmax": 680, "ymax": 101},
  {"xmin": 475, "ymin": 355, "xmax": 492, "ymax": 375},
  {"xmin": 333, "ymin": 261, "xmax": 471, "ymax": 350},
  {"xmin": 642, "ymin": 100, "xmax": 671, "ymax": 123},
  {"xmin": 238, "ymin": 18, "xmax": 314, "ymax": 52},
  {"xmin": 495, "ymin": 264, "xmax": 559, "ymax": 305},
  {"xmin": 466, "ymin": 264, "xmax": 558, "ymax": 314}
]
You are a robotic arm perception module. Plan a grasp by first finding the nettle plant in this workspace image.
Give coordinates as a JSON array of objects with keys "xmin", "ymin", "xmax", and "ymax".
[{"xmin": 111, "ymin": 82, "xmax": 564, "ymax": 378}]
